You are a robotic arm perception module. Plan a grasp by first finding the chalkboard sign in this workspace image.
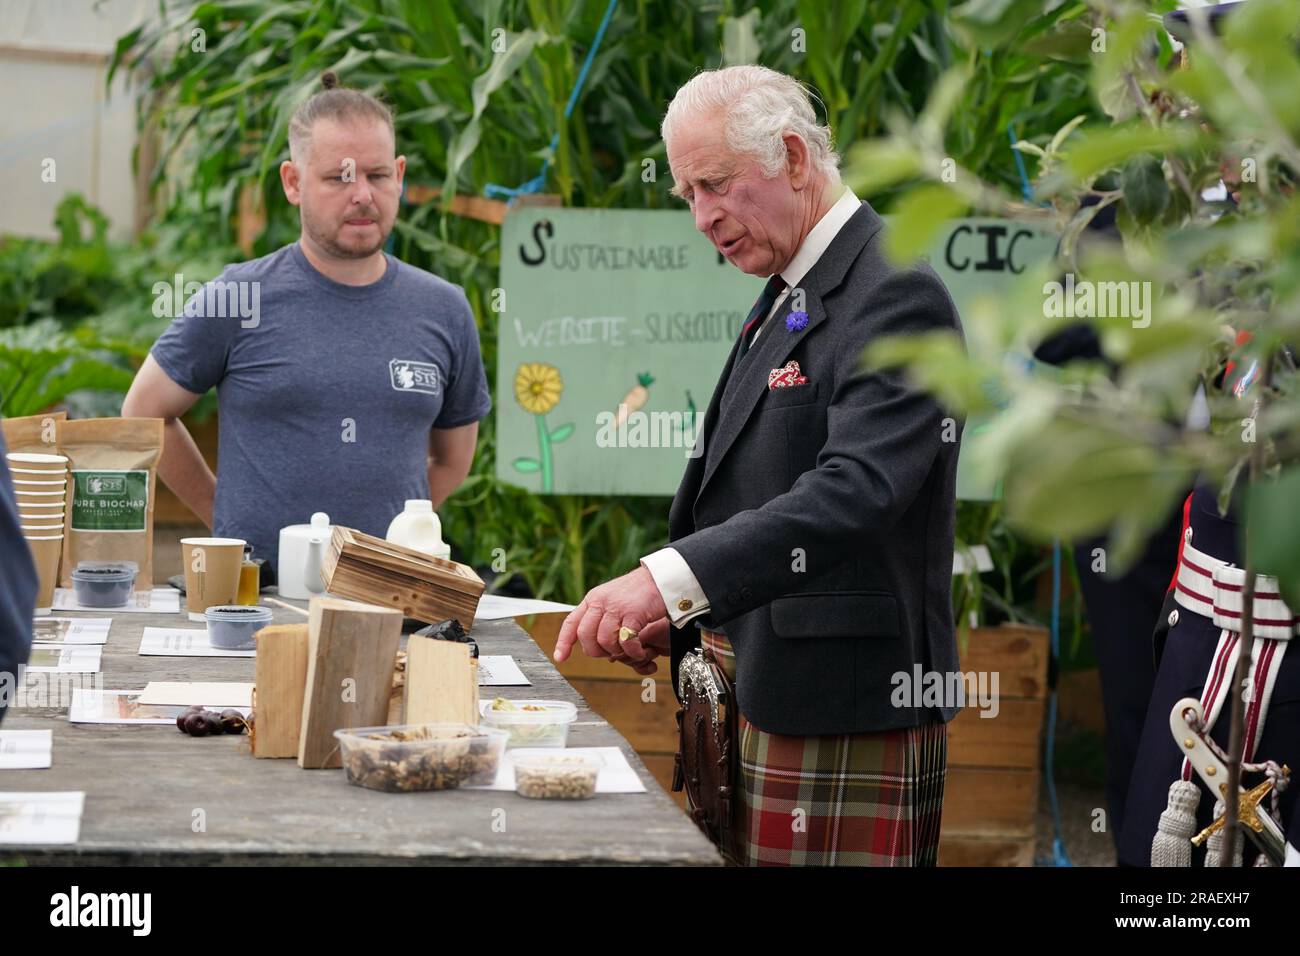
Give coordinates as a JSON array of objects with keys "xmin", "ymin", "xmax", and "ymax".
[{"xmin": 497, "ymin": 208, "xmax": 1056, "ymax": 498}]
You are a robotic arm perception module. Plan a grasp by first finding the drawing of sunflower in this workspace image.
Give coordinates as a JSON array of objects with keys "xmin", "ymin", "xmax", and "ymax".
[
  {"xmin": 512, "ymin": 362, "xmax": 572, "ymax": 492},
  {"xmin": 514, "ymin": 362, "xmax": 563, "ymax": 414}
]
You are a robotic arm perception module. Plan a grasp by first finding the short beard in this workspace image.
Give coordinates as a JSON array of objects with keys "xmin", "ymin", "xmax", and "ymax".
[{"xmin": 300, "ymin": 205, "xmax": 390, "ymax": 259}]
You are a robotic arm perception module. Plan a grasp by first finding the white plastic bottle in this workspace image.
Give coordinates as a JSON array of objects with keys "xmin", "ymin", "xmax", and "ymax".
[{"xmin": 385, "ymin": 499, "xmax": 452, "ymax": 560}]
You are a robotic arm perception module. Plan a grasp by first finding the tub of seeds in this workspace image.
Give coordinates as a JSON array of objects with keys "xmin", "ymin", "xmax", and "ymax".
[
  {"xmin": 334, "ymin": 723, "xmax": 507, "ymax": 792},
  {"xmin": 512, "ymin": 752, "xmax": 601, "ymax": 800},
  {"xmin": 482, "ymin": 698, "xmax": 577, "ymax": 748}
]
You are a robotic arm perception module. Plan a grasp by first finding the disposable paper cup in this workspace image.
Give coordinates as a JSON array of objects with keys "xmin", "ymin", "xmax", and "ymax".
[
  {"xmin": 24, "ymin": 534, "xmax": 63, "ymax": 614},
  {"xmin": 20, "ymin": 523, "xmax": 64, "ymax": 533},
  {"xmin": 6, "ymin": 453, "xmax": 67, "ymax": 473},
  {"xmin": 13, "ymin": 480, "xmax": 66, "ymax": 491},
  {"xmin": 9, "ymin": 467, "xmax": 68, "ymax": 477},
  {"xmin": 180, "ymin": 537, "xmax": 246, "ymax": 622},
  {"xmin": 16, "ymin": 501, "xmax": 63, "ymax": 511},
  {"xmin": 15, "ymin": 489, "xmax": 65, "ymax": 499},
  {"xmin": 19, "ymin": 512, "xmax": 64, "ymax": 528}
]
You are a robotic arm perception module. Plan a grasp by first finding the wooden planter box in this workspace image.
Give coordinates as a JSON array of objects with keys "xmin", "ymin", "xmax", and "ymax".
[{"xmin": 938, "ymin": 623, "xmax": 1049, "ymax": 867}]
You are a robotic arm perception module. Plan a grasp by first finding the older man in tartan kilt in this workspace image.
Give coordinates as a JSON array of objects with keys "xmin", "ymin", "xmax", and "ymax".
[{"xmin": 555, "ymin": 65, "xmax": 964, "ymax": 867}]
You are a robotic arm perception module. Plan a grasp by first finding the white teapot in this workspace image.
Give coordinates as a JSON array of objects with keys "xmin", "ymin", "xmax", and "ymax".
[{"xmin": 278, "ymin": 512, "xmax": 331, "ymax": 600}]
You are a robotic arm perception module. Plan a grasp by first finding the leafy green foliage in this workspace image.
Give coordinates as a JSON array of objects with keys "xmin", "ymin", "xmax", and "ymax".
[
  {"xmin": 853, "ymin": 0, "xmax": 1300, "ymax": 594},
  {"xmin": 0, "ymin": 319, "xmax": 136, "ymax": 419}
]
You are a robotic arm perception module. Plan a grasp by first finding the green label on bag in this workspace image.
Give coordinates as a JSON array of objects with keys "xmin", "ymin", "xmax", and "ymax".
[{"xmin": 71, "ymin": 470, "xmax": 148, "ymax": 532}]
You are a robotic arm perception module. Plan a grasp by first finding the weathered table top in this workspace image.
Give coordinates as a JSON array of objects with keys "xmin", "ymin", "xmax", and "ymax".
[{"xmin": 1, "ymin": 596, "xmax": 721, "ymax": 866}]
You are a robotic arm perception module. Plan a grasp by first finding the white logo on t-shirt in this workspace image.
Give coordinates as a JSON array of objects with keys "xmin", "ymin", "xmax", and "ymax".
[{"xmin": 389, "ymin": 359, "xmax": 441, "ymax": 395}]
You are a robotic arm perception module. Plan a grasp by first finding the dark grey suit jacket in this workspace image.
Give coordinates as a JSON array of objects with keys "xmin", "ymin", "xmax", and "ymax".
[
  {"xmin": 0, "ymin": 429, "xmax": 37, "ymax": 726},
  {"xmin": 668, "ymin": 200, "xmax": 964, "ymax": 736}
]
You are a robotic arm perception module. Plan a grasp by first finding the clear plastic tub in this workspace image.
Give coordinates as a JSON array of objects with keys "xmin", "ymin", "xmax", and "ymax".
[
  {"xmin": 334, "ymin": 723, "xmax": 508, "ymax": 792},
  {"xmin": 482, "ymin": 698, "xmax": 577, "ymax": 748},
  {"xmin": 70, "ymin": 561, "xmax": 138, "ymax": 608},
  {"xmin": 204, "ymin": 605, "xmax": 273, "ymax": 650},
  {"xmin": 513, "ymin": 752, "xmax": 601, "ymax": 800}
]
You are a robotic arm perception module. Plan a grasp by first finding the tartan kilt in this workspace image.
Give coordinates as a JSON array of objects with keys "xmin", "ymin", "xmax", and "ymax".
[{"xmin": 700, "ymin": 629, "xmax": 948, "ymax": 867}]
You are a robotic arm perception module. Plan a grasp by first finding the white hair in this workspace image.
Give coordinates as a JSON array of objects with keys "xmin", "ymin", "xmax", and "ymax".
[{"xmin": 661, "ymin": 65, "xmax": 840, "ymax": 183}]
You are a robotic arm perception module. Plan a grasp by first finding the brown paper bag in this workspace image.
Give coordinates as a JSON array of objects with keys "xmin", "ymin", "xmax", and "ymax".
[
  {"xmin": 57, "ymin": 418, "xmax": 164, "ymax": 590},
  {"xmin": 2, "ymin": 411, "xmax": 67, "ymax": 455}
]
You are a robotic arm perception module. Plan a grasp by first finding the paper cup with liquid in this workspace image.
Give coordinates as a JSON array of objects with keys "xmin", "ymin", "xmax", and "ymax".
[{"xmin": 180, "ymin": 537, "xmax": 246, "ymax": 622}]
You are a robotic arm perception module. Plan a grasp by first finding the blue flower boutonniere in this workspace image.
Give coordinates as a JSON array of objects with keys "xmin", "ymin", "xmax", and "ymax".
[{"xmin": 786, "ymin": 311, "xmax": 809, "ymax": 332}]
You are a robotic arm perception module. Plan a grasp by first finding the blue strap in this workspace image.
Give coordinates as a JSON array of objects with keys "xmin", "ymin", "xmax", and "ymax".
[
  {"xmin": 484, "ymin": 0, "xmax": 619, "ymax": 200},
  {"xmin": 1038, "ymin": 538, "xmax": 1075, "ymax": 866}
]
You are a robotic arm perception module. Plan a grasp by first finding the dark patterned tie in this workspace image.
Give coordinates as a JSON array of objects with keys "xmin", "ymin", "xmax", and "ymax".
[{"xmin": 738, "ymin": 275, "xmax": 786, "ymax": 357}]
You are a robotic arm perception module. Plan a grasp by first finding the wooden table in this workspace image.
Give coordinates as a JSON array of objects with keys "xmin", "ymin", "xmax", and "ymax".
[{"xmin": 1, "ymin": 598, "xmax": 721, "ymax": 866}]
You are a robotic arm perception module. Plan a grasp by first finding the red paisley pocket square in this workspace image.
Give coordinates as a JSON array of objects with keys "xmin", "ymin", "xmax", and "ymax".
[{"xmin": 768, "ymin": 360, "xmax": 809, "ymax": 390}]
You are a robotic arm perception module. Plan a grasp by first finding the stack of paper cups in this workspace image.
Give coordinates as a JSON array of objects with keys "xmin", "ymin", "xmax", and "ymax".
[{"xmin": 9, "ymin": 452, "xmax": 68, "ymax": 615}]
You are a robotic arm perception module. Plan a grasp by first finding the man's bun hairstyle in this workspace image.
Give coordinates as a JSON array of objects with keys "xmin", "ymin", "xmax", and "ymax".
[{"xmin": 287, "ymin": 72, "xmax": 393, "ymax": 161}]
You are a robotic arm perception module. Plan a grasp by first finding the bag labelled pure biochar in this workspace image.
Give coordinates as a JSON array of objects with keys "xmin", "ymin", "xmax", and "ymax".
[{"xmin": 58, "ymin": 418, "xmax": 164, "ymax": 591}]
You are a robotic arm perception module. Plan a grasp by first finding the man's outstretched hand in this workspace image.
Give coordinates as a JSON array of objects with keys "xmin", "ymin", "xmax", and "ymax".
[{"xmin": 554, "ymin": 566, "xmax": 671, "ymax": 674}]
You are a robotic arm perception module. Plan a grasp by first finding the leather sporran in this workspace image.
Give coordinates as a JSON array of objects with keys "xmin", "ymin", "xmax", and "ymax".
[{"xmin": 672, "ymin": 646, "xmax": 740, "ymax": 863}]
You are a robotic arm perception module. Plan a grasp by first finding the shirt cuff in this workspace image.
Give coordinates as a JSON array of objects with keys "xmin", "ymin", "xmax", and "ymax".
[{"xmin": 640, "ymin": 547, "xmax": 710, "ymax": 626}]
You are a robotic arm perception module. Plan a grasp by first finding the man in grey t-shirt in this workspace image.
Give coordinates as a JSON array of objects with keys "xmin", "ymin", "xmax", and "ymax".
[{"xmin": 122, "ymin": 75, "xmax": 490, "ymax": 577}]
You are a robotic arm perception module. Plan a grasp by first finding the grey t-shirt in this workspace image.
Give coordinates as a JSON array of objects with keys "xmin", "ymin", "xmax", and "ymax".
[{"xmin": 150, "ymin": 242, "xmax": 491, "ymax": 573}]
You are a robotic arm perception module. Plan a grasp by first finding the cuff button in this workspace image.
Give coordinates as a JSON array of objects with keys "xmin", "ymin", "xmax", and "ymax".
[{"xmin": 677, "ymin": 598, "xmax": 694, "ymax": 612}]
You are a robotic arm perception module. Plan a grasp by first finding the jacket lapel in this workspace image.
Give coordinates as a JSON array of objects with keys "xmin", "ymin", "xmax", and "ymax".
[
  {"xmin": 668, "ymin": 331, "xmax": 743, "ymax": 539},
  {"xmin": 693, "ymin": 201, "xmax": 884, "ymax": 503}
]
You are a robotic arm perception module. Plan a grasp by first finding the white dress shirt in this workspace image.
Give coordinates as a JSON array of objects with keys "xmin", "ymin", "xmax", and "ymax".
[{"xmin": 641, "ymin": 185, "xmax": 861, "ymax": 626}]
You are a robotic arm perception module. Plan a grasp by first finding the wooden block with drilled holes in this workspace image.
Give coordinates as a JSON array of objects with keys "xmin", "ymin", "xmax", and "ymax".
[
  {"xmin": 320, "ymin": 526, "xmax": 484, "ymax": 628},
  {"xmin": 252, "ymin": 623, "xmax": 309, "ymax": 758},
  {"xmin": 298, "ymin": 596, "xmax": 403, "ymax": 769},
  {"xmin": 404, "ymin": 635, "xmax": 479, "ymax": 726}
]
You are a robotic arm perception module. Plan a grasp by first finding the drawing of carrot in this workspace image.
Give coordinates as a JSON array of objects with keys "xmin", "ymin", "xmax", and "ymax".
[{"xmin": 614, "ymin": 372, "xmax": 655, "ymax": 426}]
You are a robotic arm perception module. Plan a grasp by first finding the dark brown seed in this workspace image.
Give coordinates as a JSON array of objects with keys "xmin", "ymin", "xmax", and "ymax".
[
  {"xmin": 183, "ymin": 713, "xmax": 209, "ymax": 737},
  {"xmin": 220, "ymin": 710, "xmax": 244, "ymax": 734}
]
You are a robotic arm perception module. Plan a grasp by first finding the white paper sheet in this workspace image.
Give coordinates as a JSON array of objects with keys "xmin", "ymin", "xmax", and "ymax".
[
  {"xmin": 474, "ymin": 594, "xmax": 576, "ymax": 619},
  {"xmin": 52, "ymin": 587, "xmax": 180, "ymax": 614},
  {"xmin": 0, "ymin": 730, "xmax": 53, "ymax": 769},
  {"xmin": 69, "ymin": 689, "xmax": 251, "ymax": 725},
  {"xmin": 476, "ymin": 655, "xmax": 530, "ymax": 686},
  {"xmin": 0, "ymin": 791, "xmax": 84, "ymax": 844},
  {"xmin": 465, "ymin": 746, "xmax": 646, "ymax": 793},
  {"xmin": 23, "ymin": 646, "xmax": 102, "ymax": 673},
  {"xmin": 138, "ymin": 627, "xmax": 256, "ymax": 658},
  {"xmin": 31, "ymin": 617, "xmax": 111, "ymax": 645},
  {"xmin": 136, "ymin": 682, "xmax": 254, "ymax": 708}
]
